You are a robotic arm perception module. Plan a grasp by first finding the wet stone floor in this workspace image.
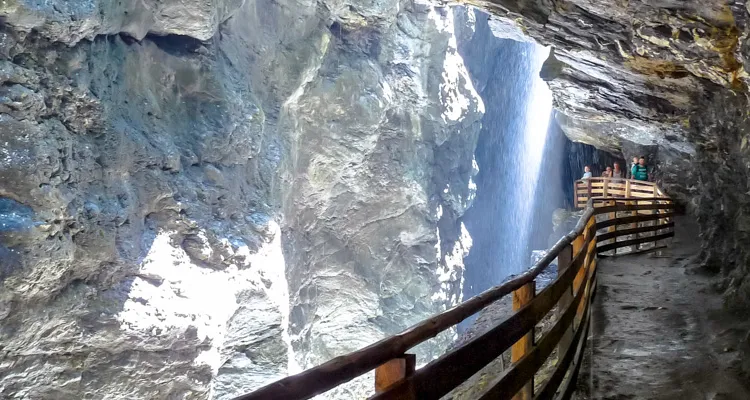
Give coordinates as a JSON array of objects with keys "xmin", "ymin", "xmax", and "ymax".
[{"xmin": 577, "ymin": 217, "xmax": 750, "ymax": 400}]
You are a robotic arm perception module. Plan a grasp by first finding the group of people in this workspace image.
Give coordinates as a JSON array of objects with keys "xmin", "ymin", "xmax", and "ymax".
[{"xmin": 581, "ymin": 157, "xmax": 649, "ymax": 181}]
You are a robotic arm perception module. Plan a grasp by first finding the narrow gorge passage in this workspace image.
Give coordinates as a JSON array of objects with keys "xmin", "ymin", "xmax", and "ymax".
[
  {"xmin": 1, "ymin": 0, "xmax": 750, "ymax": 399},
  {"xmin": 580, "ymin": 217, "xmax": 750, "ymax": 400}
]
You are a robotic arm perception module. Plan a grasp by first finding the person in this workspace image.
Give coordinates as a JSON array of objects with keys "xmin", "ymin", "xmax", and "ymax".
[
  {"xmin": 628, "ymin": 156, "xmax": 638, "ymax": 179},
  {"xmin": 602, "ymin": 166, "xmax": 613, "ymax": 177},
  {"xmin": 581, "ymin": 165, "xmax": 592, "ymax": 179},
  {"xmin": 632, "ymin": 157, "xmax": 648, "ymax": 181},
  {"xmin": 612, "ymin": 162, "xmax": 623, "ymax": 179}
]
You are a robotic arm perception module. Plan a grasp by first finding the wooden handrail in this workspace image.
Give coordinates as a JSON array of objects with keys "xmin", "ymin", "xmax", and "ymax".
[
  {"xmin": 235, "ymin": 182, "xmax": 674, "ymax": 400},
  {"xmin": 233, "ymin": 208, "xmax": 594, "ymax": 400},
  {"xmin": 574, "ymin": 178, "xmax": 663, "ymax": 209}
]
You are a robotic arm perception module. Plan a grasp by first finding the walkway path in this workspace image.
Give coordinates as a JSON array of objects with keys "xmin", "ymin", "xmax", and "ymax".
[{"xmin": 580, "ymin": 217, "xmax": 750, "ymax": 400}]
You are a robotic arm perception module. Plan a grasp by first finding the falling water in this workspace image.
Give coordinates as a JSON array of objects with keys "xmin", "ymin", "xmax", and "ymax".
[
  {"xmin": 457, "ymin": 10, "xmax": 557, "ymax": 301},
  {"xmin": 504, "ymin": 47, "xmax": 554, "ymax": 273}
]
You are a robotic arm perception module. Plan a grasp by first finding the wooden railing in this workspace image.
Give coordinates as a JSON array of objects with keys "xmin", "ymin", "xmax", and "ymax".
[
  {"xmin": 574, "ymin": 178, "xmax": 665, "ymax": 209},
  {"xmin": 234, "ymin": 185, "xmax": 675, "ymax": 400}
]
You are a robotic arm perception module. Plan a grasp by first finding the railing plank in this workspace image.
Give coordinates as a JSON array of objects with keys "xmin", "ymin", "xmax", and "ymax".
[
  {"xmin": 607, "ymin": 200, "xmax": 616, "ymax": 255},
  {"xmin": 597, "ymin": 231, "xmax": 674, "ymax": 253},
  {"xmin": 555, "ymin": 244, "xmax": 574, "ymax": 358},
  {"xmin": 375, "ymin": 355, "xmax": 415, "ymax": 395},
  {"xmin": 596, "ymin": 212, "xmax": 675, "ymax": 229},
  {"xmin": 625, "ymin": 180, "xmax": 632, "ymax": 198},
  {"xmin": 594, "ymin": 203, "xmax": 674, "ymax": 214},
  {"xmin": 511, "ymin": 281, "xmax": 536, "ymax": 400},
  {"xmin": 591, "ymin": 196, "xmax": 671, "ymax": 203},
  {"xmin": 597, "ymin": 222, "xmax": 674, "ymax": 242}
]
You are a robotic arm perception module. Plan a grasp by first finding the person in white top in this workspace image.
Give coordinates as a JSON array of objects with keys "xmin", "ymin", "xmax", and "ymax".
[
  {"xmin": 581, "ymin": 165, "xmax": 593, "ymax": 179},
  {"xmin": 612, "ymin": 162, "xmax": 624, "ymax": 179}
]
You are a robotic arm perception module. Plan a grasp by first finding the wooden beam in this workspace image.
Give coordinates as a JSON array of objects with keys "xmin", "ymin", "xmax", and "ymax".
[
  {"xmin": 597, "ymin": 231, "xmax": 674, "ymax": 253},
  {"xmin": 592, "ymin": 196, "xmax": 671, "ymax": 203},
  {"xmin": 576, "ymin": 219, "xmax": 595, "ymax": 322},
  {"xmin": 555, "ymin": 244, "xmax": 574, "ymax": 357},
  {"xmin": 375, "ymin": 354, "xmax": 416, "ymax": 395},
  {"xmin": 511, "ymin": 281, "xmax": 536, "ymax": 400},
  {"xmin": 596, "ymin": 222, "xmax": 674, "ymax": 242},
  {"xmin": 607, "ymin": 200, "xmax": 616, "ymax": 255},
  {"xmin": 596, "ymin": 212, "xmax": 675, "ymax": 229},
  {"xmin": 593, "ymin": 203, "xmax": 674, "ymax": 214},
  {"xmin": 625, "ymin": 179, "xmax": 631, "ymax": 198},
  {"xmin": 599, "ymin": 245, "xmax": 667, "ymax": 258}
]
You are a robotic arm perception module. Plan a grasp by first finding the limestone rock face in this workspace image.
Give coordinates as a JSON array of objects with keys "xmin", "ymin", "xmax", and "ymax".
[
  {"xmin": 0, "ymin": 0, "xmax": 482, "ymax": 399},
  {"xmin": 0, "ymin": 0, "xmax": 245, "ymax": 43},
  {"xmin": 277, "ymin": 1, "xmax": 483, "ymax": 386}
]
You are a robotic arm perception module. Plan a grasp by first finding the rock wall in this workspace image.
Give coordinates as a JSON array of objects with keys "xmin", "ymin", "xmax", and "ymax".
[
  {"xmin": 277, "ymin": 1, "xmax": 483, "ymax": 384},
  {"xmin": 689, "ymin": 88, "xmax": 750, "ymax": 312},
  {"xmin": 0, "ymin": 1, "xmax": 483, "ymax": 398},
  {"xmin": 465, "ymin": 0, "xmax": 750, "ymax": 377},
  {"xmin": 5, "ymin": 0, "xmax": 750, "ymax": 396}
]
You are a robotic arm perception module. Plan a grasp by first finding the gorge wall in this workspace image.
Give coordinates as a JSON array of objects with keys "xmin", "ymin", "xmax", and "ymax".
[
  {"xmin": 0, "ymin": 1, "xmax": 484, "ymax": 398},
  {"xmin": 3, "ymin": 0, "xmax": 750, "ymax": 399}
]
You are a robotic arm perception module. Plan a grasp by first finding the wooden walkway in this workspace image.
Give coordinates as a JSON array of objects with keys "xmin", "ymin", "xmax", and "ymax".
[
  {"xmin": 234, "ymin": 180, "xmax": 678, "ymax": 400},
  {"xmin": 580, "ymin": 217, "xmax": 750, "ymax": 400}
]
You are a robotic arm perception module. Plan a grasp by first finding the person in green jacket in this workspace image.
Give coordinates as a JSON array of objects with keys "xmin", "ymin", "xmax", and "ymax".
[{"xmin": 631, "ymin": 157, "xmax": 649, "ymax": 181}]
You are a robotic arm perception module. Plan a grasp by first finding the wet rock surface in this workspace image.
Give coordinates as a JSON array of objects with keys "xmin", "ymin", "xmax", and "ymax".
[
  {"xmin": 3, "ymin": 0, "xmax": 750, "ymax": 398},
  {"xmin": 0, "ymin": 1, "xmax": 483, "ymax": 398}
]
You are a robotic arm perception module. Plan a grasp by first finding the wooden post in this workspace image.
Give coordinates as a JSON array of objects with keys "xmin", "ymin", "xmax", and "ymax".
[
  {"xmin": 608, "ymin": 200, "xmax": 617, "ymax": 255},
  {"xmin": 511, "ymin": 281, "xmax": 536, "ymax": 400},
  {"xmin": 575, "ymin": 217, "xmax": 594, "ymax": 322},
  {"xmin": 625, "ymin": 179, "xmax": 631, "ymax": 198},
  {"xmin": 653, "ymin": 186, "xmax": 661, "ymax": 243},
  {"xmin": 375, "ymin": 354, "xmax": 416, "ymax": 395},
  {"xmin": 574, "ymin": 182, "xmax": 578, "ymax": 208},
  {"xmin": 587, "ymin": 179, "xmax": 592, "ymax": 201},
  {"xmin": 636, "ymin": 198, "xmax": 641, "ymax": 248},
  {"xmin": 602, "ymin": 178, "xmax": 609, "ymax": 198},
  {"xmin": 556, "ymin": 244, "xmax": 574, "ymax": 356},
  {"xmin": 653, "ymin": 198, "xmax": 660, "ymax": 247}
]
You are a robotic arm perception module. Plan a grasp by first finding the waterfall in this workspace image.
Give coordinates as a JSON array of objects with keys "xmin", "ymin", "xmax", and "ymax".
[
  {"xmin": 456, "ymin": 10, "xmax": 558, "ymax": 302},
  {"xmin": 505, "ymin": 46, "xmax": 553, "ymax": 274}
]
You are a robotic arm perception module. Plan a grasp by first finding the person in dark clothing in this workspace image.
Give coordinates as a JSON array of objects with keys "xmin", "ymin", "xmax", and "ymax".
[{"xmin": 632, "ymin": 157, "xmax": 648, "ymax": 181}]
